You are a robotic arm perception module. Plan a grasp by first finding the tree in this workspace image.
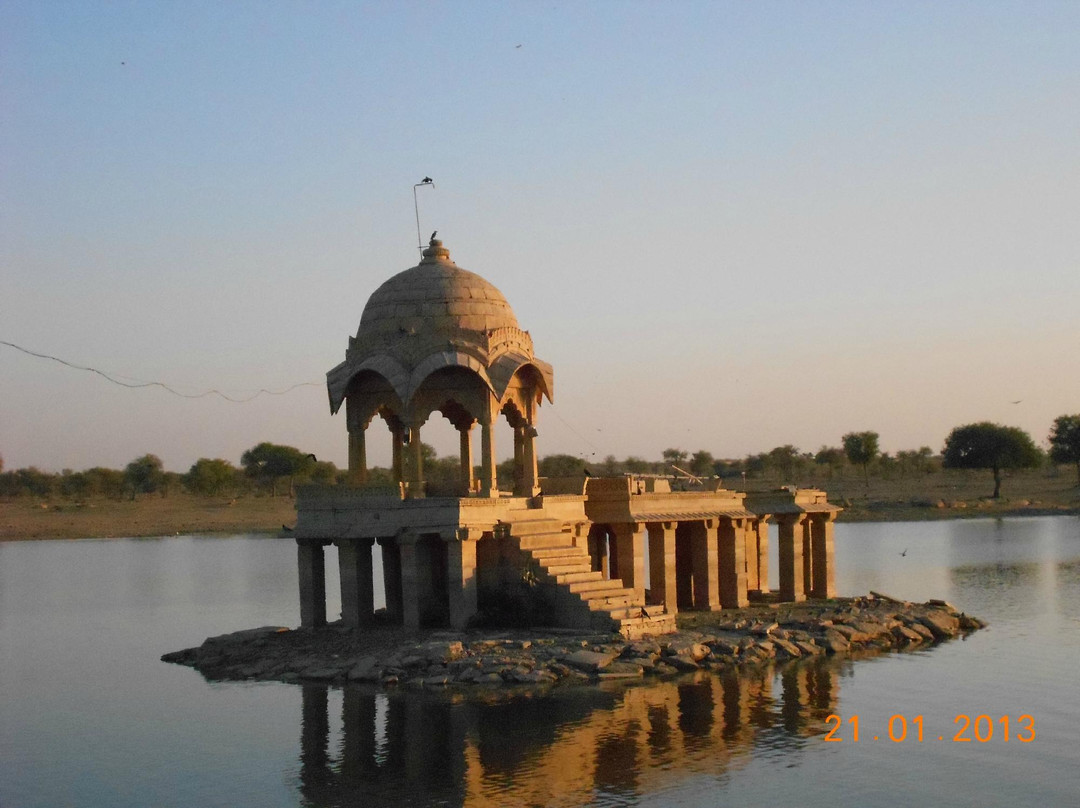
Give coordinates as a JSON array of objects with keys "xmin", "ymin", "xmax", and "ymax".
[
  {"xmin": 538, "ymin": 454, "xmax": 586, "ymax": 477},
  {"xmin": 842, "ymin": 431, "xmax": 879, "ymax": 488},
  {"xmin": 185, "ymin": 458, "xmax": 240, "ymax": 497},
  {"xmin": 124, "ymin": 454, "xmax": 165, "ymax": 500},
  {"xmin": 815, "ymin": 446, "xmax": 846, "ymax": 479},
  {"xmin": 942, "ymin": 422, "xmax": 1041, "ymax": 499},
  {"xmin": 689, "ymin": 450, "xmax": 715, "ymax": 477},
  {"xmin": 240, "ymin": 442, "xmax": 316, "ymax": 497},
  {"xmin": 1048, "ymin": 414, "xmax": 1080, "ymax": 486},
  {"xmin": 766, "ymin": 445, "xmax": 801, "ymax": 481},
  {"xmin": 662, "ymin": 448, "xmax": 688, "ymax": 469}
]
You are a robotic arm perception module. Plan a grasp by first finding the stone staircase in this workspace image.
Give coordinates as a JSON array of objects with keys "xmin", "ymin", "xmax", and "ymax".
[{"xmin": 509, "ymin": 518, "xmax": 676, "ymax": 639}]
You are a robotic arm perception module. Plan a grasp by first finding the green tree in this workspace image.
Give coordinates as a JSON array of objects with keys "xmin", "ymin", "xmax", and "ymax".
[
  {"xmin": 662, "ymin": 448, "xmax": 688, "ymax": 469},
  {"xmin": 124, "ymin": 454, "xmax": 165, "ymax": 500},
  {"xmin": 1048, "ymin": 414, "xmax": 1080, "ymax": 486},
  {"xmin": 766, "ymin": 445, "xmax": 801, "ymax": 481},
  {"xmin": 689, "ymin": 450, "xmax": 715, "ymax": 477},
  {"xmin": 538, "ymin": 454, "xmax": 586, "ymax": 477},
  {"xmin": 240, "ymin": 443, "xmax": 316, "ymax": 497},
  {"xmin": 59, "ymin": 470, "xmax": 92, "ymax": 500},
  {"xmin": 185, "ymin": 458, "xmax": 240, "ymax": 497},
  {"xmin": 85, "ymin": 467, "xmax": 126, "ymax": 499},
  {"xmin": 942, "ymin": 422, "xmax": 1041, "ymax": 499},
  {"xmin": 842, "ymin": 431, "xmax": 880, "ymax": 488},
  {"xmin": 814, "ymin": 446, "xmax": 846, "ymax": 479}
]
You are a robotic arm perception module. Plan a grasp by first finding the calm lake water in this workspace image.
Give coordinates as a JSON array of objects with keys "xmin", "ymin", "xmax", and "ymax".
[{"xmin": 2, "ymin": 517, "xmax": 1079, "ymax": 807}]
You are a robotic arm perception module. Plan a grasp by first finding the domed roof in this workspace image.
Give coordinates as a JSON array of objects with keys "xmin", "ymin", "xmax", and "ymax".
[{"xmin": 356, "ymin": 239, "xmax": 519, "ymax": 342}]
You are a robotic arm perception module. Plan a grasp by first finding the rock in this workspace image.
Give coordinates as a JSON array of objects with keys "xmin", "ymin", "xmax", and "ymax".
[
  {"xmin": 663, "ymin": 640, "xmax": 711, "ymax": 661},
  {"xmin": 345, "ymin": 655, "xmax": 380, "ymax": 681},
  {"xmin": 771, "ymin": 638, "xmax": 802, "ymax": 659},
  {"xmin": 562, "ymin": 649, "xmax": 617, "ymax": 672},
  {"xmin": 420, "ymin": 640, "xmax": 464, "ymax": 661},
  {"xmin": 917, "ymin": 611, "xmax": 960, "ymax": 639},
  {"xmin": 891, "ymin": 625, "xmax": 925, "ymax": 645},
  {"xmin": 666, "ymin": 654, "xmax": 701, "ymax": 671},
  {"xmin": 958, "ymin": 614, "xmax": 987, "ymax": 631},
  {"xmin": 820, "ymin": 629, "xmax": 850, "ymax": 654},
  {"xmin": 597, "ymin": 661, "xmax": 644, "ymax": 679},
  {"xmin": 795, "ymin": 640, "xmax": 824, "ymax": 656}
]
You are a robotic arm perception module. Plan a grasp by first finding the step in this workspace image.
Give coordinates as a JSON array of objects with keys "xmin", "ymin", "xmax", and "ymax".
[
  {"xmin": 516, "ymin": 533, "xmax": 577, "ymax": 551},
  {"xmin": 507, "ymin": 519, "xmax": 565, "ymax": 536},
  {"xmin": 529, "ymin": 546, "xmax": 590, "ymax": 561},
  {"xmin": 555, "ymin": 570, "xmax": 605, "ymax": 585},
  {"xmin": 584, "ymin": 592, "xmax": 635, "ymax": 611},
  {"xmin": 567, "ymin": 578, "xmax": 625, "ymax": 594},
  {"xmin": 543, "ymin": 562, "xmax": 594, "ymax": 577}
]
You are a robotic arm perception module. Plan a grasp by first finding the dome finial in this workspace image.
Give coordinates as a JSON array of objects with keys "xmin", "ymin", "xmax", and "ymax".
[{"xmin": 421, "ymin": 235, "xmax": 452, "ymax": 264}]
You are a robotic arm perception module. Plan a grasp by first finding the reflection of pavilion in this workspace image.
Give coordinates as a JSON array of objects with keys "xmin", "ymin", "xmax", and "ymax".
[
  {"xmin": 296, "ymin": 661, "xmax": 843, "ymax": 806},
  {"xmin": 295, "ymin": 239, "xmax": 840, "ymax": 635}
]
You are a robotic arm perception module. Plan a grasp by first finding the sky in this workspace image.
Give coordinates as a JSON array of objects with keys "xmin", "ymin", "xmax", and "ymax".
[{"xmin": 2, "ymin": 1, "xmax": 1078, "ymax": 474}]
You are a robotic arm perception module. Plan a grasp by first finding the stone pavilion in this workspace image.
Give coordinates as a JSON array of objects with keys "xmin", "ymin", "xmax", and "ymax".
[{"xmin": 294, "ymin": 238, "xmax": 840, "ymax": 637}]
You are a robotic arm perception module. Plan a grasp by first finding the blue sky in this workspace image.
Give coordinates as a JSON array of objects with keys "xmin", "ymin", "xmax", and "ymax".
[{"xmin": 2, "ymin": 1, "xmax": 1078, "ymax": 473}]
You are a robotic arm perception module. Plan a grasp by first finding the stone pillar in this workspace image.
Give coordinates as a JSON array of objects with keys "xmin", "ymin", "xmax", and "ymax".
[
  {"xmin": 777, "ymin": 514, "xmax": 807, "ymax": 602},
  {"xmin": 690, "ymin": 520, "xmax": 721, "ymax": 611},
  {"xmin": 348, "ymin": 428, "xmax": 368, "ymax": 485},
  {"xmin": 512, "ymin": 426, "xmax": 525, "ymax": 495},
  {"xmin": 458, "ymin": 425, "xmax": 474, "ymax": 496},
  {"xmin": 407, "ymin": 426, "xmax": 425, "ymax": 498},
  {"xmin": 810, "ymin": 513, "xmax": 837, "ymax": 599},
  {"xmin": 391, "ymin": 424, "xmax": 404, "ymax": 486},
  {"xmin": 298, "ymin": 541, "xmax": 326, "ymax": 627},
  {"xmin": 380, "ymin": 538, "xmax": 403, "ymax": 622},
  {"xmin": 718, "ymin": 518, "xmax": 749, "ymax": 608},
  {"xmin": 337, "ymin": 539, "xmax": 375, "ymax": 626},
  {"xmin": 446, "ymin": 527, "xmax": 480, "ymax": 629},
  {"xmin": 611, "ymin": 522, "xmax": 645, "ymax": 603},
  {"xmin": 647, "ymin": 521, "xmax": 677, "ymax": 614},
  {"xmin": 398, "ymin": 534, "xmax": 421, "ymax": 629},
  {"xmin": 522, "ymin": 425, "xmax": 540, "ymax": 497},
  {"xmin": 802, "ymin": 518, "xmax": 813, "ymax": 596},
  {"xmin": 480, "ymin": 413, "xmax": 497, "ymax": 498},
  {"xmin": 749, "ymin": 517, "xmax": 770, "ymax": 594}
]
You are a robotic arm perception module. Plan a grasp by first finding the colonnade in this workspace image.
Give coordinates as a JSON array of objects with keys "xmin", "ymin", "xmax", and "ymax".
[
  {"xmin": 297, "ymin": 528, "xmax": 482, "ymax": 630},
  {"xmin": 586, "ymin": 511, "xmax": 836, "ymax": 615},
  {"xmin": 345, "ymin": 408, "xmax": 539, "ymax": 498}
]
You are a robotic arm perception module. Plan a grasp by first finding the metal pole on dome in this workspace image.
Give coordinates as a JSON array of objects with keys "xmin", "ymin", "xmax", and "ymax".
[{"xmin": 413, "ymin": 177, "xmax": 434, "ymax": 253}]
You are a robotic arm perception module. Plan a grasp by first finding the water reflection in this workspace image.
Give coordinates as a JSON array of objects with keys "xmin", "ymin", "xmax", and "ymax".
[{"xmin": 293, "ymin": 658, "xmax": 846, "ymax": 808}]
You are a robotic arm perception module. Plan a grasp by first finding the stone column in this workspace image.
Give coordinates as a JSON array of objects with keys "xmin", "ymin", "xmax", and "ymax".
[
  {"xmin": 407, "ymin": 426, "xmax": 425, "ymax": 498},
  {"xmin": 802, "ymin": 518, "xmax": 813, "ymax": 597},
  {"xmin": 398, "ymin": 533, "xmax": 421, "ymax": 629},
  {"xmin": 348, "ymin": 428, "xmax": 368, "ymax": 485},
  {"xmin": 749, "ymin": 517, "xmax": 770, "ymax": 594},
  {"xmin": 647, "ymin": 521, "xmax": 677, "ymax": 614},
  {"xmin": 512, "ymin": 426, "xmax": 525, "ymax": 495},
  {"xmin": 446, "ymin": 527, "xmax": 480, "ymax": 629},
  {"xmin": 777, "ymin": 514, "xmax": 807, "ymax": 602},
  {"xmin": 458, "ymin": 425, "xmax": 474, "ymax": 496},
  {"xmin": 718, "ymin": 518, "xmax": 749, "ymax": 608},
  {"xmin": 337, "ymin": 539, "xmax": 375, "ymax": 626},
  {"xmin": 690, "ymin": 519, "xmax": 721, "ymax": 611},
  {"xmin": 480, "ymin": 409, "xmax": 497, "ymax": 497},
  {"xmin": 298, "ymin": 541, "xmax": 327, "ymax": 627},
  {"xmin": 379, "ymin": 538, "xmax": 403, "ymax": 622},
  {"xmin": 810, "ymin": 513, "xmax": 837, "ymax": 599},
  {"xmin": 588, "ymin": 529, "xmax": 610, "ymax": 578},
  {"xmin": 522, "ymin": 425, "xmax": 540, "ymax": 497},
  {"xmin": 611, "ymin": 522, "xmax": 646, "ymax": 602},
  {"xmin": 391, "ymin": 424, "xmax": 404, "ymax": 486}
]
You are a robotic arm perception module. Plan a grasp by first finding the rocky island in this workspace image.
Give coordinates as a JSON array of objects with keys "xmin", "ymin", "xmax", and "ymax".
[{"xmin": 163, "ymin": 593, "xmax": 985, "ymax": 688}]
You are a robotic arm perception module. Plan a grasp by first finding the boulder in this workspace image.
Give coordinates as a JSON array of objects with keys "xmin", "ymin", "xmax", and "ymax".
[{"xmin": 562, "ymin": 649, "xmax": 618, "ymax": 673}]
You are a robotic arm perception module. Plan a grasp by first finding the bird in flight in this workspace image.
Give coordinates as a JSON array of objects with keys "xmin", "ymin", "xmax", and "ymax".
[
  {"xmin": 1010, "ymin": 400, "xmax": 1022, "ymax": 404},
  {"xmin": 899, "ymin": 548, "xmax": 908, "ymax": 557},
  {"xmin": 421, "ymin": 176, "xmax": 433, "ymax": 184}
]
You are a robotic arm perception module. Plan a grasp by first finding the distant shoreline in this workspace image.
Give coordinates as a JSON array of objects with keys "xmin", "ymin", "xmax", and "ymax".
[{"xmin": 1, "ymin": 491, "xmax": 1077, "ymax": 541}]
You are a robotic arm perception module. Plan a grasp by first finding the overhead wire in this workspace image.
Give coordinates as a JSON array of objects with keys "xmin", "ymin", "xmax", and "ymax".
[{"xmin": 1, "ymin": 339, "xmax": 321, "ymax": 403}]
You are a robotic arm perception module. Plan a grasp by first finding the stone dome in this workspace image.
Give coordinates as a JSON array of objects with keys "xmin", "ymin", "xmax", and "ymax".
[
  {"xmin": 355, "ymin": 239, "xmax": 520, "ymax": 342},
  {"xmin": 326, "ymin": 237, "xmax": 553, "ymax": 416}
]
